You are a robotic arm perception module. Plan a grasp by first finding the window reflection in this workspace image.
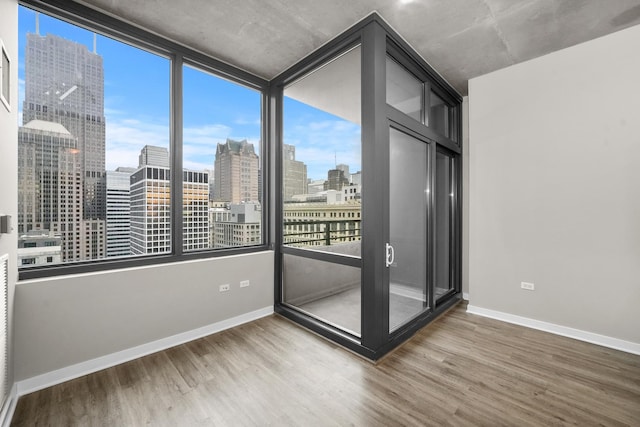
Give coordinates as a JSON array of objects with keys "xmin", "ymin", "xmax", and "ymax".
[
  {"xmin": 386, "ymin": 56, "xmax": 423, "ymax": 122},
  {"xmin": 430, "ymin": 91, "xmax": 449, "ymax": 137}
]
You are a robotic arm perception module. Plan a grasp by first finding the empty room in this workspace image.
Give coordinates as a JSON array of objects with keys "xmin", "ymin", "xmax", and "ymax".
[{"xmin": 0, "ymin": 0, "xmax": 638, "ymax": 425}]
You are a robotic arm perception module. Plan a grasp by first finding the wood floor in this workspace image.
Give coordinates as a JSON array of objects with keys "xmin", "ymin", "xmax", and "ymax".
[{"xmin": 11, "ymin": 302, "xmax": 640, "ymax": 426}]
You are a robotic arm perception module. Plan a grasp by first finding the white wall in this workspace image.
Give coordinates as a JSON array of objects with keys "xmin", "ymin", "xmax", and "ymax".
[
  {"xmin": 0, "ymin": 0, "xmax": 18, "ymax": 410},
  {"xmin": 461, "ymin": 96, "xmax": 469, "ymax": 297},
  {"xmin": 15, "ymin": 251, "xmax": 274, "ymax": 381},
  {"xmin": 468, "ymin": 24, "xmax": 640, "ymax": 346}
]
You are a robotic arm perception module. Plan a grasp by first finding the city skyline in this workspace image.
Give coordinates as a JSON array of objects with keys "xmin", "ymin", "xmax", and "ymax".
[
  {"xmin": 17, "ymin": 7, "xmax": 261, "ymax": 175},
  {"xmin": 16, "ymin": 5, "xmax": 362, "ymax": 268},
  {"xmin": 17, "ymin": 6, "xmax": 361, "ymax": 180}
]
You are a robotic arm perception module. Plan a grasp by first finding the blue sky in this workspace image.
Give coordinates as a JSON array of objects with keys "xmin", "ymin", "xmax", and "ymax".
[
  {"xmin": 18, "ymin": 6, "xmax": 361, "ymax": 181},
  {"xmin": 283, "ymin": 97, "xmax": 361, "ymax": 180}
]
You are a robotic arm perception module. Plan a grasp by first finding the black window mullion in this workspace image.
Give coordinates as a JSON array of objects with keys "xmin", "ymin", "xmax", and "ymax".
[
  {"xmin": 171, "ymin": 54, "xmax": 183, "ymax": 256},
  {"xmin": 17, "ymin": 1, "xmax": 270, "ymax": 281}
]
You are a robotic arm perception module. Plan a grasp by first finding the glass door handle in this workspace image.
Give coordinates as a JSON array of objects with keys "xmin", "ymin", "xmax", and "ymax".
[{"xmin": 385, "ymin": 243, "xmax": 395, "ymax": 268}]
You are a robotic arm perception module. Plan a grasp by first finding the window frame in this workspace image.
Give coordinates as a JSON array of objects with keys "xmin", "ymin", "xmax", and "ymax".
[
  {"xmin": 0, "ymin": 38, "xmax": 10, "ymax": 111},
  {"xmin": 386, "ymin": 40, "xmax": 461, "ymax": 150},
  {"xmin": 18, "ymin": 0, "xmax": 270, "ymax": 280},
  {"xmin": 272, "ymin": 14, "xmax": 463, "ymax": 360}
]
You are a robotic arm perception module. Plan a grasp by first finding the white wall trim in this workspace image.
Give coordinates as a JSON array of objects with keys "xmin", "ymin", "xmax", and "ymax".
[
  {"xmin": 462, "ymin": 292, "xmax": 469, "ymax": 301},
  {"xmin": 0, "ymin": 383, "xmax": 17, "ymax": 427},
  {"xmin": 466, "ymin": 305, "xmax": 640, "ymax": 356},
  {"xmin": 15, "ymin": 306, "xmax": 273, "ymax": 397}
]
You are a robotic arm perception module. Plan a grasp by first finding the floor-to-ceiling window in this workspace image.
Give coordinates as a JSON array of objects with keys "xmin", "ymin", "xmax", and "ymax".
[
  {"xmin": 17, "ymin": 1, "xmax": 268, "ymax": 280},
  {"xmin": 281, "ymin": 44, "xmax": 362, "ymax": 337},
  {"xmin": 275, "ymin": 16, "xmax": 462, "ymax": 360}
]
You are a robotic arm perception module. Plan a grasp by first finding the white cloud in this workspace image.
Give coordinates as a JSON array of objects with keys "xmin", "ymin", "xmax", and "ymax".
[
  {"xmin": 284, "ymin": 119, "xmax": 361, "ymax": 179},
  {"xmin": 184, "ymin": 159, "xmax": 213, "ymax": 172},
  {"xmin": 105, "ymin": 118, "xmax": 169, "ymax": 170},
  {"xmin": 103, "ymin": 96, "xmax": 261, "ymax": 171},
  {"xmin": 183, "ymin": 124, "xmax": 231, "ymax": 146},
  {"xmin": 106, "ymin": 147, "xmax": 141, "ymax": 170},
  {"xmin": 106, "ymin": 117, "xmax": 260, "ymax": 172},
  {"xmin": 234, "ymin": 117, "xmax": 261, "ymax": 126}
]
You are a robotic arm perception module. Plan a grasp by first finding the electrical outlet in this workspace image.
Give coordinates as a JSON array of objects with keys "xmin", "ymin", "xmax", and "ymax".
[
  {"xmin": 240, "ymin": 280, "xmax": 250, "ymax": 288},
  {"xmin": 219, "ymin": 284, "xmax": 230, "ymax": 292},
  {"xmin": 521, "ymin": 281, "xmax": 535, "ymax": 291}
]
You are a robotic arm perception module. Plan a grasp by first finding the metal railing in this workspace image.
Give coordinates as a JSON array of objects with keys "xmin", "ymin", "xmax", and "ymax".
[{"xmin": 283, "ymin": 219, "xmax": 361, "ymax": 247}]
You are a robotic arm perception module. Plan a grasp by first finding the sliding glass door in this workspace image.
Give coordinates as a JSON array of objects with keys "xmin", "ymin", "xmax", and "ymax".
[
  {"xmin": 274, "ymin": 17, "xmax": 462, "ymax": 360},
  {"xmin": 388, "ymin": 128, "xmax": 430, "ymax": 332},
  {"xmin": 435, "ymin": 149, "xmax": 456, "ymax": 302}
]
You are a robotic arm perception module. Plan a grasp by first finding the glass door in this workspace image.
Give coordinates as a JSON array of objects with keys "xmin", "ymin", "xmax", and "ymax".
[
  {"xmin": 388, "ymin": 127, "xmax": 430, "ymax": 332},
  {"xmin": 281, "ymin": 45, "xmax": 362, "ymax": 338},
  {"xmin": 435, "ymin": 149, "xmax": 455, "ymax": 302}
]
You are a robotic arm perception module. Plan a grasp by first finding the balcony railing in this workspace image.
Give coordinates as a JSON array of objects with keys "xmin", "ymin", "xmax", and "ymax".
[{"xmin": 283, "ymin": 219, "xmax": 361, "ymax": 247}]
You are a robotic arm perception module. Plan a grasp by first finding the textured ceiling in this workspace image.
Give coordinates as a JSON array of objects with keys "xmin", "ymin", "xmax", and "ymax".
[{"xmin": 76, "ymin": 0, "xmax": 640, "ymax": 95}]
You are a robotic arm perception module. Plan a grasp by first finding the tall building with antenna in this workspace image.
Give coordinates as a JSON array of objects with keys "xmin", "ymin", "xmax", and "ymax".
[{"xmin": 19, "ymin": 18, "xmax": 107, "ymax": 261}]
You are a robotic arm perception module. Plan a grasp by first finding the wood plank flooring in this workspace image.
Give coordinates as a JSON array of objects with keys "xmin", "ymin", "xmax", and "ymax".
[{"xmin": 11, "ymin": 302, "xmax": 640, "ymax": 426}]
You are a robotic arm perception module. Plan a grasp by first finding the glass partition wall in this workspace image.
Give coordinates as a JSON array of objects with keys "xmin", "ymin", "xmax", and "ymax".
[
  {"xmin": 282, "ymin": 45, "xmax": 362, "ymax": 337},
  {"xmin": 274, "ymin": 15, "xmax": 462, "ymax": 360}
]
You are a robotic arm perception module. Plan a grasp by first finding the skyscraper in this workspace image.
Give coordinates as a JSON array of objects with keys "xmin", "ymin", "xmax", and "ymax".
[
  {"xmin": 129, "ymin": 164, "xmax": 171, "ymax": 255},
  {"xmin": 139, "ymin": 145, "xmax": 170, "ymax": 168},
  {"xmin": 283, "ymin": 144, "xmax": 307, "ymax": 201},
  {"xmin": 130, "ymin": 146, "xmax": 209, "ymax": 254},
  {"xmin": 336, "ymin": 163, "xmax": 349, "ymax": 179},
  {"xmin": 17, "ymin": 120, "xmax": 83, "ymax": 262},
  {"xmin": 106, "ymin": 167, "xmax": 135, "ymax": 258},
  {"xmin": 182, "ymin": 169, "xmax": 210, "ymax": 251},
  {"xmin": 325, "ymin": 168, "xmax": 350, "ymax": 191},
  {"xmin": 21, "ymin": 32, "xmax": 107, "ymax": 261},
  {"xmin": 213, "ymin": 139, "xmax": 259, "ymax": 203}
]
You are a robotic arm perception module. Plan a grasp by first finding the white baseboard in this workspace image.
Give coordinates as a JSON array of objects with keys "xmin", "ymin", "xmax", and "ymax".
[
  {"xmin": 462, "ymin": 292, "xmax": 469, "ymax": 301},
  {"xmin": 466, "ymin": 305, "xmax": 640, "ymax": 356},
  {"xmin": 1, "ymin": 384, "xmax": 18, "ymax": 427},
  {"xmin": 16, "ymin": 306, "xmax": 273, "ymax": 397}
]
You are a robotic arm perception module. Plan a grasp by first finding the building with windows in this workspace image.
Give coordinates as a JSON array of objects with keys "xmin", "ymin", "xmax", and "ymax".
[
  {"xmin": 105, "ymin": 167, "xmax": 135, "ymax": 257},
  {"xmin": 203, "ymin": 168, "xmax": 215, "ymax": 201},
  {"xmin": 182, "ymin": 170, "xmax": 210, "ymax": 251},
  {"xmin": 342, "ymin": 183, "xmax": 360, "ymax": 201},
  {"xmin": 3, "ymin": 2, "xmax": 640, "ymax": 426},
  {"xmin": 129, "ymin": 165, "xmax": 171, "ymax": 255},
  {"xmin": 211, "ymin": 202, "xmax": 261, "ymax": 248},
  {"xmin": 17, "ymin": 230, "xmax": 62, "ymax": 267},
  {"xmin": 21, "ymin": 31, "xmax": 106, "ymax": 260},
  {"xmin": 213, "ymin": 138, "xmax": 259, "ymax": 203},
  {"xmin": 336, "ymin": 163, "xmax": 349, "ymax": 178},
  {"xmin": 325, "ymin": 168, "xmax": 349, "ymax": 191},
  {"xmin": 282, "ymin": 144, "xmax": 307, "ymax": 201},
  {"xmin": 350, "ymin": 171, "xmax": 361, "ymax": 186},
  {"xmin": 130, "ymin": 156, "xmax": 209, "ymax": 254},
  {"xmin": 138, "ymin": 145, "xmax": 170, "ymax": 168},
  {"xmin": 17, "ymin": 120, "xmax": 83, "ymax": 262}
]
